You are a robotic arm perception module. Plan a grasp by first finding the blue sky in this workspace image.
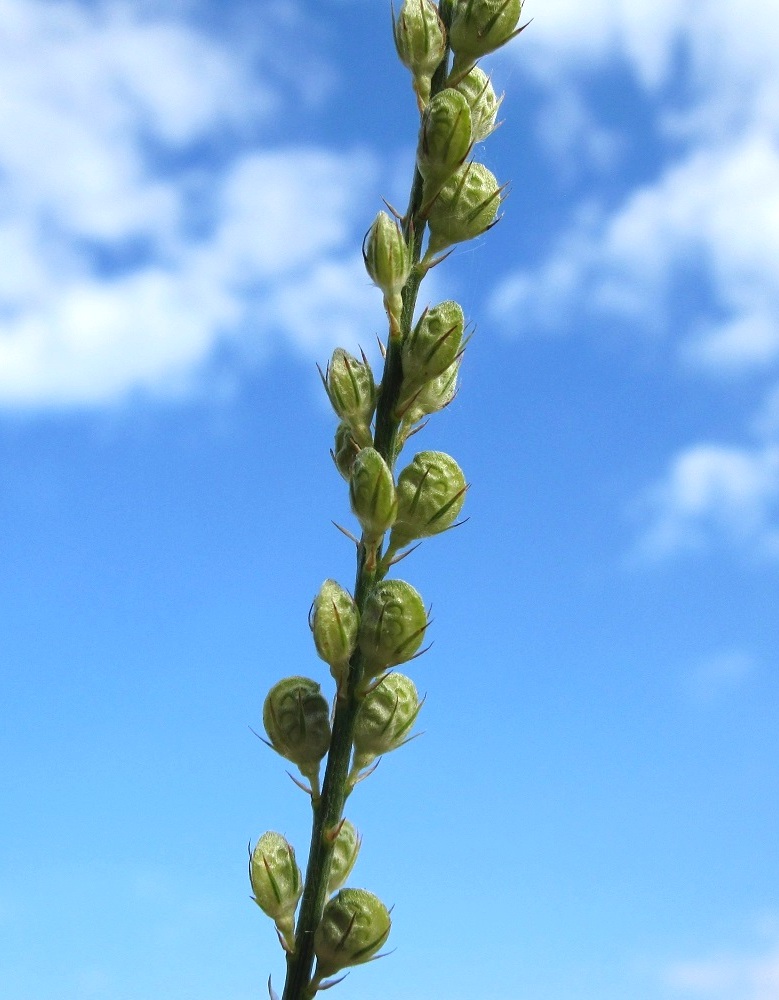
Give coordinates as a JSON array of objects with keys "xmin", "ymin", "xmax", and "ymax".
[{"xmin": 1, "ymin": 0, "xmax": 778, "ymax": 998}]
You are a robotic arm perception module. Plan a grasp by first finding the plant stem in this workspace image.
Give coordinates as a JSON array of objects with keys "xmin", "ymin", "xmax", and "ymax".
[{"xmin": 280, "ymin": 43, "xmax": 452, "ymax": 1000}]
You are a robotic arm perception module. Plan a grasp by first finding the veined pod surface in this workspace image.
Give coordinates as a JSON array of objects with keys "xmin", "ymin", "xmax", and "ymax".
[
  {"xmin": 314, "ymin": 888, "xmax": 391, "ymax": 977},
  {"xmin": 389, "ymin": 450, "xmax": 466, "ymax": 551},
  {"xmin": 393, "ymin": 0, "xmax": 446, "ymax": 105},
  {"xmin": 418, "ymin": 89, "xmax": 473, "ymax": 193},
  {"xmin": 403, "ymin": 358, "xmax": 460, "ymax": 425},
  {"xmin": 262, "ymin": 676, "xmax": 331, "ymax": 772},
  {"xmin": 349, "ymin": 447, "xmax": 398, "ymax": 544},
  {"xmin": 426, "ymin": 161, "xmax": 502, "ymax": 256},
  {"xmin": 363, "ymin": 210, "xmax": 412, "ymax": 299},
  {"xmin": 455, "ymin": 66, "xmax": 501, "ymax": 142},
  {"xmin": 310, "ymin": 579, "xmax": 360, "ymax": 683},
  {"xmin": 326, "ymin": 819, "xmax": 361, "ymax": 897},
  {"xmin": 449, "ymin": 0, "xmax": 523, "ymax": 70},
  {"xmin": 322, "ymin": 348, "xmax": 376, "ymax": 444},
  {"xmin": 358, "ymin": 579, "xmax": 427, "ymax": 675},
  {"xmin": 401, "ymin": 299, "xmax": 464, "ymax": 396},
  {"xmin": 249, "ymin": 831, "xmax": 302, "ymax": 923},
  {"xmin": 353, "ymin": 672, "xmax": 421, "ymax": 769}
]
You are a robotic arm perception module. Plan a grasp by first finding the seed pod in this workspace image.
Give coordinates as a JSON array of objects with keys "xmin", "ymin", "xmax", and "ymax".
[
  {"xmin": 417, "ymin": 89, "xmax": 473, "ymax": 194},
  {"xmin": 455, "ymin": 66, "xmax": 501, "ymax": 142},
  {"xmin": 358, "ymin": 579, "xmax": 427, "ymax": 676},
  {"xmin": 449, "ymin": 0, "xmax": 523, "ymax": 73},
  {"xmin": 249, "ymin": 831, "xmax": 302, "ymax": 927},
  {"xmin": 349, "ymin": 447, "xmax": 398, "ymax": 545},
  {"xmin": 353, "ymin": 672, "xmax": 421, "ymax": 771},
  {"xmin": 327, "ymin": 819, "xmax": 361, "ymax": 896},
  {"xmin": 333, "ymin": 420, "xmax": 361, "ymax": 481},
  {"xmin": 314, "ymin": 888, "xmax": 391, "ymax": 977},
  {"xmin": 401, "ymin": 300, "xmax": 464, "ymax": 398},
  {"xmin": 263, "ymin": 677, "xmax": 331, "ymax": 776},
  {"xmin": 393, "ymin": 0, "xmax": 447, "ymax": 106},
  {"xmin": 321, "ymin": 348, "xmax": 376, "ymax": 446},
  {"xmin": 403, "ymin": 358, "xmax": 460, "ymax": 425},
  {"xmin": 362, "ymin": 211, "xmax": 412, "ymax": 303},
  {"xmin": 426, "ymin": 161, "xmax": 503, "ymax": 256},
  {"xmin": 389, "ymin": 451, "xmax": 467, "ymax": 552},
  {"xmin": 310, "ymin": 580, "xmax": 360, "ymax": 683}
]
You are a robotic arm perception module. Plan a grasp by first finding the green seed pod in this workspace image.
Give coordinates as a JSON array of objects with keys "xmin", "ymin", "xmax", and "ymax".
[
  {"xmin": 333, "ymin": 420, "xmax": 361, "ymax": 481},
  {"xmin": 263, "ymin": 677, "xmax": 331, "ymax": 776},
  {"xmin": 249, "ymin": 831, "xmax": 302, "ymax": 928},
  {"xmin": 310, "ymin": 579, "xmax": 360, "ymax": 683},
  {"xmin": 349, "ymin": 447, "xmax": 398, "ymax": 545},
  {"xmin": 393, "ymin": 0, "xmax": 447, "ymax": 106},
  {"xmin": 362, "ymin": 211, "xmax": 412, "ymax": 303},
  {"xmin": 455, "ymin": 66, "xmax": 501, "ymax": 142},
  {"xmin": 327, "ymin": 819, "xmax": 361, "ymax": 896},
  {"xmin": 417, "ymin": 89, "xmax": 473, "ymax": 194},
  {"xmin": 358, "ymin": 579, "xmax": 427, "ymax": 675},
  {"xmin": 404, "ymin": 358, "xmax": 460, "ymax": 424},
  {"xmin": 322, "ymin": 348, "xmax": 376, "ymax": 446},
  {"xmin": 449, "ymin": 0, "xmax": 523, "ymax": 72},
  {"xmin": 353, "ymin": 672, "xmax": 421, "ymax": 771},
  {"xmin": 314, "ymin": 888, "xmax": 391, "ymax": 978},
  {"xmin": 389, "ymin": 450, "xmax": 467, "ymax": 551},
  {"xmin": 401, "ymin": 300, "xmax": 464, "ymax": 398},
  {"xmin": 426, "ymin": 161, "xmax": 502, "ymax": 256}
]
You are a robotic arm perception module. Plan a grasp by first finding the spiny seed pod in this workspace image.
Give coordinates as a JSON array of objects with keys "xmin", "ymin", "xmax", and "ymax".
[
  {"xmin": 249, "ymin": 831, "xmax": 302, "ymax": 929},
  {"xmin": 349, "ymin": 447, "xmax": 398, "ymax": 545},
  {"xmin": 389, "ymin": 450, "xmax": 467, "ymax": 551},
  {"xmin": 310, "ymin": 579, "xmax": 360, "ymax": 683},
  {"xmin": 418, "ymin": 89, "xmax": 473, "ymax": 194},
  {"xmin": 401, "ymin": 300, "xmax": 464, "ymax": 398},
  {"xmin": 314, "ymin": 888, "xmax": 391, "ymax": 978},
  {"xmin": 455, "ymin": 66, "xmax": 501, "ymax": 142},
  {"xmin": 403, "ymin": 358, "xmax": 460, "ymax": 425},
  {"xmin": 393, "ymin": 0, "xmax": 447, "ymax": 106},
  {"xmin": 359, "ymin": 579, "xmax": 427, "ymax": 676},
  {"xmin": 263, "ymin": 677, "xmax": 331, "ymax": 775},
  {"xmin": 321, "ymin": 348, "xmax": 376, "ymax": 446},
  {"xmin": 353, "ymin": 672, "xmax": 422, "ymax": 770},
  {"xmin": 327, "ymin": 819, "xmax": 361, "ymax": 896},
  {"xmin": 426, "ymin": 161, "xmax": 502, "ymax": 256},
  {"xmin": 449, "ymin": 0, "xmax": 523, "ymax": 73},
  {"xmin": 333, "ymin": 420, "xmax": 361, "ymax": 481},
  {"xmin": 362, "ymin": 211, "xmax": 412, "ymax": 309}
]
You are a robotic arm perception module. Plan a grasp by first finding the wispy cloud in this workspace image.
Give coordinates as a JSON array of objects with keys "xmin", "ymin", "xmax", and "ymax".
[
  {"xmin": 666, "ymin": 936, "xmax": 779, "ymax": 999},
  {"xmin": 686, "ymin": 649, "xmax": 758, "ymax": 704},
  {"xmin": 495, "ymin": 0, "xmax": 779, "ymax": 370},
  {"xmin": 634, "ymin": 443, "xmax": 779, "ymax": 561},
  {"xmin": 0, "ymin": 0, "xmax": 382, "ymax": 408}
]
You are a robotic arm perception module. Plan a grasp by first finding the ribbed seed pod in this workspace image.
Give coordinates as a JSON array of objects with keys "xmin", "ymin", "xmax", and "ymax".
[
  {"xmin": 314, "ymin": 888, "xmax": 391, "ymax": 977},
  {"xmin": 353, "ymin": 672, "xmax": 421, "ymax": 771},
  {"xmin": 326, "ymin": 819, "xmax": 361, "ymax": 896},
  {"xmin": 333, "ymin": 420, "xmax": 361, "ymax": 481},
  {"xmin": 389, "ymin": 450, "xmax": 467, "ymax": 552},
  {"xmin": 362, "ymin": 211, "xmax": 412, "ymax": 323},
  {"xmin": 417, "ymin": 89, "xmax": 473, "ymax": 195},
  {"xmin": 321, "ymin": 348, "xmax": 376, "ymax": 446},
  {"xmin": 449, "ymin": 0, "xmax": 523, "ymax": 73},
  {"xmin": 426, "ymin": 161, "xmax": 503, "ymax": 256},
  {"xmin": 249, "ymin": 831, "xmax": 302, "ymax": 927},
  {"xmin": 455, "ymin": 66, "xmax": 501, "ymax": 142},
  {"xmin": 349, "ymin": 447, "xmax": 398, "ymax": 545},
  {"xmin": 310, "ymin": 579, "xmax": 360, "ymax": 684},
  {"xmin": 358, "ymin": 579, "xmax": 428, "ymax": 676},
  {"xmin": 262, "ymin": 676, "xmax": 331, "ymax": 776},
  {"xmin": 392, "ymin": 0, "xmax": 447, "ymax": 106},
  {"xmin": 401, "ymin": 300, "xmax": 464, "ymax": 400}
]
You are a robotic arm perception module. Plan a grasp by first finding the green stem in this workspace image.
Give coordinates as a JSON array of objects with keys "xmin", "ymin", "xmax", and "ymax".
[{"xmin": 280, "ymin": 33, "xmax": 452, "ymax": 1000}]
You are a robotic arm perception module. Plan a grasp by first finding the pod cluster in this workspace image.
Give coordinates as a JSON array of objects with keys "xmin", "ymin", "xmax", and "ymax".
[{"xmin": 251, "ymin": 1, "xmax": 524, "ymax": 994}]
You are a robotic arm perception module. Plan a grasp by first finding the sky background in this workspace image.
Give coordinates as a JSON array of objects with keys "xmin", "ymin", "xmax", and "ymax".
[{"xmin": 1, "ymin": 0, "xmax": 778, "ymax": 998}]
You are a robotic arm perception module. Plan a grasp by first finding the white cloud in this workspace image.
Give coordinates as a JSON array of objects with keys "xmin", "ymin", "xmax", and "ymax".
[
  {"xmin": 498, "ymin": 0, "xmax": 779, "ymax": 376},
  {"xmin": 636, "ymin": 443, "xmax": 779, "ymax": 560},
  {"xmin": 666, "ymin": 938, "xmax": 779, "ymax": 999},
  {"xmin": 686, "ymin": 649, "xmax": 757, "ymax": 704},
  {"xmin": 0, "ymin": 0, "xmax": 382, "ymax": 408}
]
